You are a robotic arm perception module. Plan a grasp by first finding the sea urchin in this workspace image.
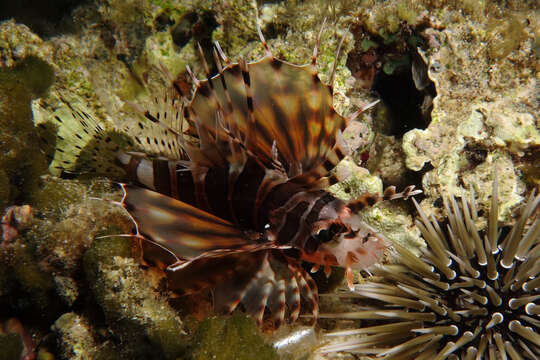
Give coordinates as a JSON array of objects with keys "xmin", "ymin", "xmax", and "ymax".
[{"xmin": 321, "ymin": 175, "xmax": 539, "ymax": 359}]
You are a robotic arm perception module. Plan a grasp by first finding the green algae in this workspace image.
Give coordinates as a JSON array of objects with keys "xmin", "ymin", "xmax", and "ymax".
[
  {"xmin": 53, "ymin": 312, "xmax": 119, "ymax": 360},
  {"xmin": 29, "ymin": 176, "xmax": 93, "ymax": 217},
  {"xmin": 486, "ymin": 15, "xmax": 529, "ymax": 60},
  {"xmin": 23, "ymin": 177, "xmax": 131, "ymax": 276},
  {"xmin": 0, "ymin": 333, "xmax": 23, "ymax": 360},
  {"xmin": 83, "ymin": 236, "xmax": 133, "ymax": 268},
  {"xmin": 11, "ymin": 245, "xmax": 54, "ymax": 294},
  {"xmin": 0, "ymin": 56, "xmax": 54, "ymax": 208},
  {"xmin": 190, "ymin": 314, "xmax": 279, "ymax": 360},
  {"xmin": 0, "ymin": 236, "xmax": 57, "ymax": 318},
  {"xmin": 0, "ymin": 56, "xmax": 55, "ymax": 98},
  {"xmin": 84, "ymin": 237, "xmax": 188, "ymax": 359},
  {"xmin": 54, "ymin": 312, "xmax": 98, "ymax": 360},
  {"xmin": 0, "ymin": 175, "xmax": 133, "ymax": 334},
  {"xmin": 357, "ymin": 0, "xmax": 426, "ymax": 35}
]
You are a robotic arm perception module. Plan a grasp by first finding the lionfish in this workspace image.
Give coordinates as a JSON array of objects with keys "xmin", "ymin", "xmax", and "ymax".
[{"xmin": 41, "ymin": 25, "xmax": 420, "ymax": 327}]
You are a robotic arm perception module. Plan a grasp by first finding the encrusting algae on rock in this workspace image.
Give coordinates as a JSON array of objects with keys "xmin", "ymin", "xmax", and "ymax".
[{"xmin": 0, "ymin": 1, "xmax": 538, "ymax": 359}]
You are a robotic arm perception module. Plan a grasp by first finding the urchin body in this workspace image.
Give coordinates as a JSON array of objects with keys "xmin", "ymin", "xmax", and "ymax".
[{"xmin": 322, "ymin": 176, "xmax": 539, "ymax": 359}]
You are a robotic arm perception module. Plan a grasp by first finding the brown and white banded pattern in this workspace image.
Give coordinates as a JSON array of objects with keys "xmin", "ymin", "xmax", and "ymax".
[{"xmin": 43, "ymin": 24, "xmax": 420, "ymax": 327}]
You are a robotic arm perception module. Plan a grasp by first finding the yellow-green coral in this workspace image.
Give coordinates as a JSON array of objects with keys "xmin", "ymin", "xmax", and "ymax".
[
  {"xmin": 356, "ymin": 0, "xmax": 426, "ymax": 35},
  {"xmin": 190, "ymin": 314, "xmax": 278, "ymax": 360},
  {"xmin": 487, "ymin": 15, "xmax": 528, "ymax": 60},
  {"xmin": 84, "ymin": 237, "xmax": 188, "ymax": 359},
  {"xmin": 0, "ymin": 56, "xmax": 53, "ymax": 206}
]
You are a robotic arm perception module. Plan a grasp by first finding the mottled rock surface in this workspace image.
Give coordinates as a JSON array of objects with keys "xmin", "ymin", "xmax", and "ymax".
[{"xmin": 0, "ymin": 0, "xmax": 537, "ymax": 359}]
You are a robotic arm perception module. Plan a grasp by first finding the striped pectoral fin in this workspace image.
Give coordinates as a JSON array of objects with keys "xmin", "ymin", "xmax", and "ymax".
[
  {"xmin": 289, "ymin": 262, "xmax": 319, "ymax": 321},
  {"xmin": 166, "ymin": 248, "xmax": 268, "ymax": 296},
  {"xmin": 265, "ymin": 252, "xmax": 319, "ymax": 325},
  {"xmin": 266, "ymin": 279, "xmax": 286, "ymax": 327},
  {"xmin": 207, "ymin": 249, "xmax": 319, "ymax": 327},
  {"xmin": 121, "ymin": 185, "xmax": 254, "ymax": 260}
]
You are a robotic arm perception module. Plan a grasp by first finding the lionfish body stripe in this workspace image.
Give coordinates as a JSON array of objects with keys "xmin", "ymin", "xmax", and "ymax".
[{"xmin": 44, "ymin": 26, "xmax": 420, "ymax": 326}]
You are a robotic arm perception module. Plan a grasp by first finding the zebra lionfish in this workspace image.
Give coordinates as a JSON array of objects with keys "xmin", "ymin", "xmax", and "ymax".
[{"xmin": 43, "ymin": 25, "xmax": 420, "ymax": 327}]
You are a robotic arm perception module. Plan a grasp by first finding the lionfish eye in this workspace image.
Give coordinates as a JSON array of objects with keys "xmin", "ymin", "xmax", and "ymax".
[
  {"xmin": 315, "ymin": 228, "xmax": 333, "ymax": 243},
  {"xmin": 315, "ymin": 222, "xmax": 346, "ymax": 243},
  {"xmin": 306, "ymin": 224, "xmax": 341, "ymax": 254}
]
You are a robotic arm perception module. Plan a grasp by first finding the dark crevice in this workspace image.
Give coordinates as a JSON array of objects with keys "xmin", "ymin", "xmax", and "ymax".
[
  {"xmin": 170, "ymin": 10, "xmax": 218, "ymax": 75},
  {"xmin": 0, "ymin": 0, "xmax": 89, "ymax": 37},
  {"xmin": 372, "ymin": 57, "xmax": 435, "ymax": 137},
  {"xmin": 347, "ymin": 24, "xmax": 437, "ymax": 139},
  {"xmin": 171, "ymin": 11, "xmax": 218, "ymax": 50}
]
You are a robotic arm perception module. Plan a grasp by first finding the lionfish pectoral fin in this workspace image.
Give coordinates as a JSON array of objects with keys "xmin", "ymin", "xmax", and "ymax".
[
  {"xmin": 213, "ymin": 250, "xmax": 319, "ymax": 327},
  {"xmin": 166, "ymin": 248, "xmax": 268, "ymax": 296},
  {"xmin": 189, "ymin": 49, "xmax": 346, "ymax": 178},
  {"xmin": 289, "ymin": 262, "xmax": 319, "ymax": 322},
  {"xmin": 121, "ymin": 185, "xmax": 256, "ymax": 260}
]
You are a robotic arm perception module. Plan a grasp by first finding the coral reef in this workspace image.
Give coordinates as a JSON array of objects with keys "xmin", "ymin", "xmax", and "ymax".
[
  {"xmin": 0, "ymin": 53, "xmax": 53, "ymax": 209},
  {"xmin": 397, "ymin": 0, "xmax": 539, "ymax": 222},
  {"xmin": 190, "ymin": 314, "xmax": 278, "ymax": 360},
  {"xmin": 0, "ymin": 0, "xmax": 538, "ymax": 358},
  {"xmin": 83, "ymin": 237, "xmax": 188, "ymax": 359},
  {"xmin": 53, "ymin": 313, "xmax": 111, "ymax": 360},
  {"xmin": 0, "ymin": 177, "xmax": 131, "ymax": 356}
]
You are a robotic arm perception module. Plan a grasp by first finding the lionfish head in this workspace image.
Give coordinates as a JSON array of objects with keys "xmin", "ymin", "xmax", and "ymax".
[{"xmin": 301, "ymin": 205, "xmax": 388, "ymax": 290}]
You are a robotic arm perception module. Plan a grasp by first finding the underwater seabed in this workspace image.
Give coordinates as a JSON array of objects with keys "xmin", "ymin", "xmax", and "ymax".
[{"xmin": 0, "ymin": 0, "xmax": 539, "ymax": 359}]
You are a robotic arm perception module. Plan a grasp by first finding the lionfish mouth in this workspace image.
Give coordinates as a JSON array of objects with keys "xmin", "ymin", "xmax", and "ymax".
[
  {"xmin": 301, "ymin": 210, "xmax": 389, "ymax": 290},
  {"xmin": 40, "ymin": 6, "xmax": 423, "ymax": 328}
]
